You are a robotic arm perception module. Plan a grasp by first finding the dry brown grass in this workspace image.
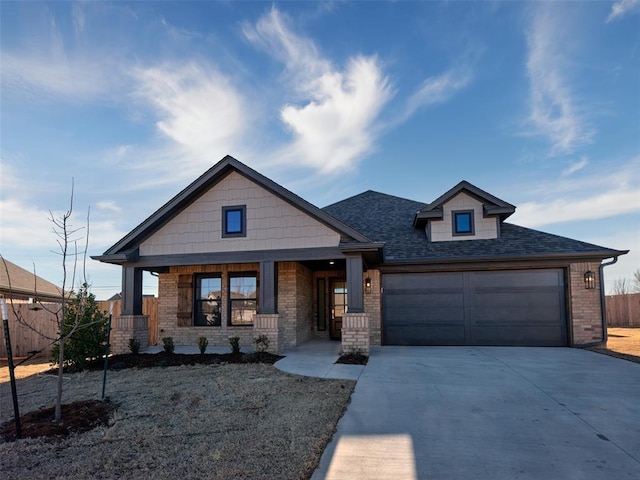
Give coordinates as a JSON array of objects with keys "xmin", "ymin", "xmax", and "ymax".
[
  {"xmin": 0, "ymin": 364, "xmax": 355, "ymax": 479},
  {"xmin": 588, "ymin": 327, "xmax": 640, "ymax": 364}
]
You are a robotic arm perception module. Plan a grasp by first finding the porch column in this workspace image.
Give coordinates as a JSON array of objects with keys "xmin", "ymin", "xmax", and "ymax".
[
  {"xmin": 343, "ymin": 253, "xmax": 370, "ymax": 355},
  {"xmin": 121, "ymin": 266, "xmax": 143, "ymax": 315},
  {"xmin": 259, "ymin": 260, "xmax": 277, "ymax": 314},
  {"xmin": 346, "ymin": 254, "xmax": 364, "ymax": 313},
  {"xmin": 255, "ymin": 261, "xmax": 282, "ymax": 354},
  {"xmin": 115, "ymin": 266, "xmax": 147, "ymax": 354}
]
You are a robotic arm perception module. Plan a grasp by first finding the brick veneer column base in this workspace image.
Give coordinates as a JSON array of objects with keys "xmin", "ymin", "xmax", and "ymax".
[
  {"xmin": 111, "ymin": 315, "xmax": 149, "ymax": 354},
  {"xmin": 342, "ymin": 312, "xmax": 370, "ymax": 355},
  {"xmin": 254, "ymin": 314, "xmax": 283, "ymax": 354}
]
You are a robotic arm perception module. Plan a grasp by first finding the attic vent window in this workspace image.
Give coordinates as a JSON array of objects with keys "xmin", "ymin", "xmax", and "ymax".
[
  {"xmin": 222, "ymin": 205, "xmax": 246, "ymax": 238},
  {"xmin": 453, "ymin": 210, "xmax": 474, "ymax": 236}
]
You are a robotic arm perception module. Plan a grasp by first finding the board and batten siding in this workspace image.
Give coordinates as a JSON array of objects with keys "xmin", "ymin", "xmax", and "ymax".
[
  {"xmin": 140, "ymin": 171, "xmax": 341, "ymax": 255},
  {"xmin": 429, "ymin": 192, "xmax": 498, "ymax": 242}
]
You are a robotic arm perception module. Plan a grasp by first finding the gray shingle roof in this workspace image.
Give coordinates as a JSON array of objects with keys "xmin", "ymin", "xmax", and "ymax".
[{"xmin": 322, "ymin": 190, "xmax": 623, "ymax": 263}]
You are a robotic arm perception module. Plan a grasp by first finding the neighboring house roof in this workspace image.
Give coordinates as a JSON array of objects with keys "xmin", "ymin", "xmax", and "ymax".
[
  {"xmin": 323, "ymin": 190, "xmax": 626, "ymax": 264},
  {"xmin": 413, "ymin": 180, "xmax": 516, "ymax": 228},
  {"xmin": 96, "ymin": 155, "xmax": 375, "ymax": 264},
  {"xmin": 0, "ymin": 258, "xmax": 62, "ymax": 302}
]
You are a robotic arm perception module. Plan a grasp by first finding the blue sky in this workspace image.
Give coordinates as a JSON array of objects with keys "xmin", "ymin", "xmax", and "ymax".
[{"xmin": 1, "ymin": 1, "xmax": 638, "ymax": 299}]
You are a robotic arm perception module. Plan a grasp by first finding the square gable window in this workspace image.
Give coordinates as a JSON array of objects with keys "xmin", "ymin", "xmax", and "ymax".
[
  {"xmin": 453, "ymin": 210, "xmax": 474, "ymax": 236},
  {"xmin": 222, "ymin": 205, "xmax": 246, "ymax": 238}
]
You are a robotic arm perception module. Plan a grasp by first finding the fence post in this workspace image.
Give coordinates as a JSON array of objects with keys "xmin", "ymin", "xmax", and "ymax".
[{"xmin": 1, "ymin": 295, "xmax": 21, "ymax": 439}]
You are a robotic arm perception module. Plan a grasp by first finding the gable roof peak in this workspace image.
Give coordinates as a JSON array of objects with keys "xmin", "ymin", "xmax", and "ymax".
[{"xmin": 414, "ymin": 180, "xmax": 516, "ymax": 228}]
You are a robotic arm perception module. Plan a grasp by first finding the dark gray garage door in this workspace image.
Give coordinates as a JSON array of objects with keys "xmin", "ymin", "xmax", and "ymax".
[{"xmin": 382, "ymin": 269, "xmax": 567, "ymax": 346}]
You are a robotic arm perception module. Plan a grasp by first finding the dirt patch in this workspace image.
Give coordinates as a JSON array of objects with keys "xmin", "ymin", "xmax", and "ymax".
[
  {"xmin": 587, "ymin": 327, "xmax": 640, "ymax": 364},
  {"xmin": 0, "ymin": 361, "xmax": 355, "ymax": 480},
  {"xmin": 2, "ymin": 399, "xmax": 116, "ymax": 441}
]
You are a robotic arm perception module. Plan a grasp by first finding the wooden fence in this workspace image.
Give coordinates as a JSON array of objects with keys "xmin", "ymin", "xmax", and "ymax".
[
  {"xmin": 0, "ymin": 303, "xmax": 60, "ymax": 358},
  {"xmin": 606, "ymin": 293, "xmax": 640, "ymax": 327},
  {"xmin": 96, "ymin": 297, "xmax": 159, "ymax": 346},
  {"xmin": 1, "ymin": 298, "xmax": 159, "ymax": 359}
]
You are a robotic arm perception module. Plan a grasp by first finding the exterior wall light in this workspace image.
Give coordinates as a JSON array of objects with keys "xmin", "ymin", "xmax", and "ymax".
[
  {"xmin": 365, "ymin": 277, "xmax": 372, "ymax": 294},
  {"xmin": 584, "ymin": 270, "xmax": 596, "ymax": 289}
]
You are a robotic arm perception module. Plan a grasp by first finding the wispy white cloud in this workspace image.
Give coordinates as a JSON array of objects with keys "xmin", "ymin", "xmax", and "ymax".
[
  {"xmin": 95, "ymin": 201, "xmax": 121, "ymax": 213},
  {"xmin": 606, "ymin": 0, "xmax": 640, "ymax": 23},
  {"xmin": 244, "ymin": 7, "xmax": 393, "ymax": 173},
  {"xmin": 510, "ymin": 157, "xmax": 640, "ymax": 227},
  {"xmin": 524, "ymin": 4, "xmax": 593, "ymax": 155},
  {"xmin": 398, "ymin": 67, "xmax": 473, "ymax": 124},
  {"xmin": 561, "ymin": 157, "xmax": 589, "ymax": 176},
  {"xmin": 1, "ymin": 51, "xmax": 114, "ymax": 103},
  {"xmin": 132, "ymin": 63, "xmax": 247, "ymax": 161}
]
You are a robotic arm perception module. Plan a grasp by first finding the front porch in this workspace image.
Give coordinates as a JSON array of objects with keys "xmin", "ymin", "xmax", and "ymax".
[{"xmin": 109, "ymin": 257, "xmax": 380, "ymax": 356}]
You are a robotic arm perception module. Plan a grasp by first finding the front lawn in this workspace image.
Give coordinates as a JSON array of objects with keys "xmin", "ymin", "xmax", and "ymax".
[{"xmin": 0, "ymin": 363, "xmax": 354, "ymax": 479}]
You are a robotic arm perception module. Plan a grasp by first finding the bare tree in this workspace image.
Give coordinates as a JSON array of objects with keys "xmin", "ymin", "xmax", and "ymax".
[
  {"xmin": 2, "ymin": 181, "xmax": 104, "ymax": 422},
  {"xmin": 611, "ymin": 277, "xmax": 631, "ymax": 296},
  {"xmin": 634, "ymin": 269, "xmax": 640, "ymax": 293}
]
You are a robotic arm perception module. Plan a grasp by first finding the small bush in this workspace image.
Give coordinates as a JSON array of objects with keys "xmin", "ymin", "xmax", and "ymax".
[
  {"xmin": 228, "ymin": 336, "xmax": 240, "ymax": 354},
  {"xmin": 198, "ymin": 336, "xmax": 208, "ymax": 354},
  {"xmin": 162, "ymin": 337, "xmax": 175, "ymax": 354},
  {"xmin": 128, "ymin": 338, "xmax": 141, "ymax": 354},
  {"xmin": 51, "ymin": 284, "xmax": 109, "ymax": 372},
  {"xmin": 253, "ymin": 334, "xmax": 270, "ymax": 353}
]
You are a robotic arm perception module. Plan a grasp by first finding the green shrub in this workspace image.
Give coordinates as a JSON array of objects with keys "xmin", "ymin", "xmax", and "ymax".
[
  {"xmin": 128, "ymin": 338, "xmax": 141, "ymax": 354},
  {"xmin": 162, "ymin": 337, "xmax": 175, "ymax": 354},
  {"xmin": 253, "ymin": 334, "xmax": 270, "ymax": 353},
  {"xmin": 51, "ymin": 284, "xmax": 109, "ymax": 372},
  {"xmin": 228, "ymin": 336, "xmax": 240, "ymax": 354},
  {"xmin": 198, "ymin": 336, "xmax": 208, "ymax": 354}
]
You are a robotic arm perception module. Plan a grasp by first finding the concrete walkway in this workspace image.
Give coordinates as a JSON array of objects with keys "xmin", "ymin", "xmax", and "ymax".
[
  {"xmin": 275, "ymin": 339, "xmax": 365, "ymax": 380},
  {"xmin": 312, "ymin": 346, "xmax": 640, "ymax": 480}
]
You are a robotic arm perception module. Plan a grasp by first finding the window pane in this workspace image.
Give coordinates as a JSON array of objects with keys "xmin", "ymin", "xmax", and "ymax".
[
  {"xmin": 199, "ymin": 277, "xmax": 221, "ymax": 300},
  {"xmin": 456, "ymin": 213, "xmax": 472, "ymax": 233},
  {"xmin": 195, "ymin": 276, "xmax": 221, "ymax": 326},
  {"xmin": 230, "ymin": 300, "xmax": 256, "ymax": 325},
  {"xmin": 226, "ymin": 210, "xmax": 242, "ymax": 233},
  {"xmin": 230, "ymin": 276, "xmax": 257, "ymax": 298}
]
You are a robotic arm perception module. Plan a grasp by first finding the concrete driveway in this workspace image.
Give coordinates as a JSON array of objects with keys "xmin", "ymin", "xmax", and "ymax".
[{"xmin": 312, "ymin": 347, "xmax": 640, "ymax": 480}]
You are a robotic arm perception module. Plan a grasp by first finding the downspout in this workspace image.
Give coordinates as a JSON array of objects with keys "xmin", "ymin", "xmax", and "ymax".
[
  {"xmin": 598, "ymin": 256, "xmax": 619, "ymax": 345},
  {"xmin": 579, "ymin": 256, "xmax": 619, "ymax": 348}
]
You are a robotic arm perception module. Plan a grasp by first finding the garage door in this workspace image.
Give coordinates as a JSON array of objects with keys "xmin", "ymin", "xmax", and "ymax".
[{"xmin": 382, "ymin": 269, "xmax": 567, "ymax": 346}]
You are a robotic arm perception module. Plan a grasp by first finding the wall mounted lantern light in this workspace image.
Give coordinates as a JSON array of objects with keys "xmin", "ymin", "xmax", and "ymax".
[
  {"xmin": 584, "ymin": 271, "xmax": 596, "ymax": 289},
  {"xmin": 365, "ymin": 277, "xmax": 372, "ymax": 294}
]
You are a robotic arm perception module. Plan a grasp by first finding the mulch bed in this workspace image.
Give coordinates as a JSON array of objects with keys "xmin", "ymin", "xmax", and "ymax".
[
  {"xmin": 2, "ymin": 399, "xmax": 116, "ymax": 442},
  {"xmin": 336, "ymin": 353, "xmax": 368, "ymax": 365}
]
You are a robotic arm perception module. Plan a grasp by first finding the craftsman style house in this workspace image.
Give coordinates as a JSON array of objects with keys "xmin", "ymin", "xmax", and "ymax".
[{"xmin": 93, "ymin": 156, "xmax": 627, "ymax": 354}]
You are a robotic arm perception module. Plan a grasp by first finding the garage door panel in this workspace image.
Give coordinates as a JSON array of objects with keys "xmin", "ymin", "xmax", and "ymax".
[
  {"xmin": 385, "ymin": 324, "xmax": 465, "ymax": 346},
  {"xmin": 385, "ymin": 292, "xmax": 464, "ymax": 309},
  {"xmin": 469, "ymin": 270, "xmax": 562, "ymax": 288},
  {"xmin": 383, "ymin": 269, "xmax": 567, "ymax": 346},
  {"xmin": 470, "ymin": 291, "xmax": 563, "ymax": 309},
  {"xmin": 470, "ymin": 305, "xmax": 564, "ymax": 324},
  {"xmin": 470, "ymin": 326, "xmax": 566, "ymax": 346}
]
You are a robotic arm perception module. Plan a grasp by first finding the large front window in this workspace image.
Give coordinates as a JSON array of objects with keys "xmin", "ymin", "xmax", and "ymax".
[
  {"xmin": 228, "ymin": 273, "xmax": 257, "ymax": 326},
  {"xmin": 195, "ymin": 275, "xmax": 222, "ymax": 326}
]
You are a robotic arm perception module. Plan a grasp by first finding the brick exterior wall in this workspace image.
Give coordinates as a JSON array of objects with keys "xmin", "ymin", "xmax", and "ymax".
[
  {"xmin": 156, "ymin": 261, "xmax": 315, "ymax": 351},
  {"xmin": 254, "ymin": 314, "xmax": 283, "ymax": 354},
  {"xmin": 569, "ymin": 262, "xmax": 605, "ymax": 345},
  {"xmin": 364, "ymin": 269, "xmax": 382, "ymax": 346},
  {"xmin": 341, "ymin": 312, "xmax": 370, "ymax": 354},
  {"xmin": 157, "ymin": 263, "xmax": 260, "ymax": 350},
  {"xmin": 110, "ymin": 315, "xmax": 149, "ymax": 354},
  {"xmin": 277, "ymin": 262, "xmax": 313, "ymax": 348}
]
